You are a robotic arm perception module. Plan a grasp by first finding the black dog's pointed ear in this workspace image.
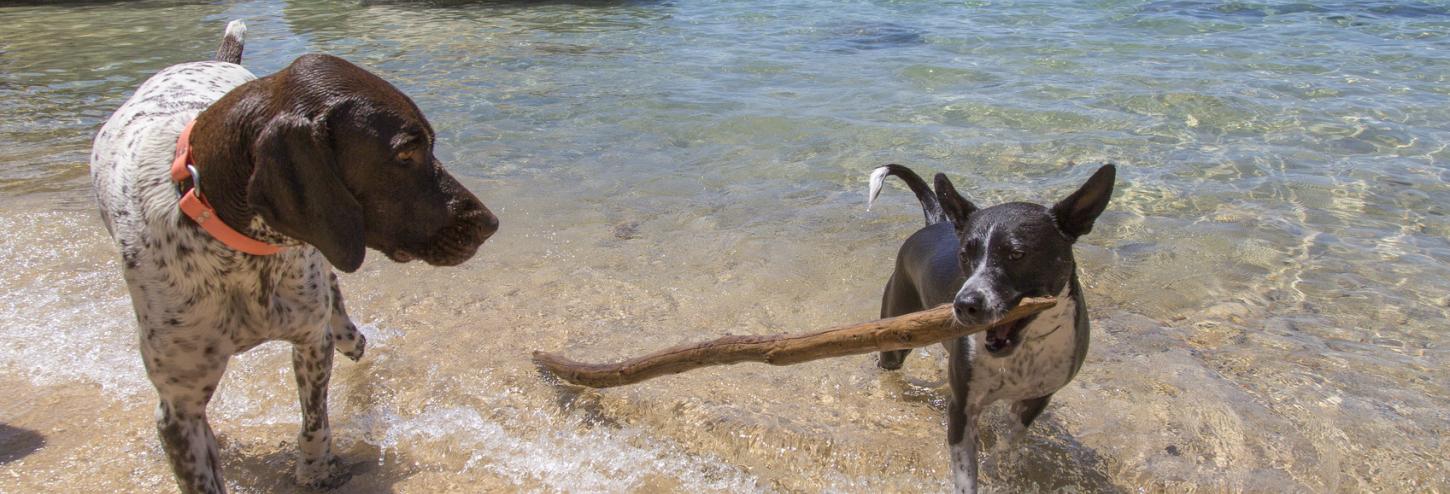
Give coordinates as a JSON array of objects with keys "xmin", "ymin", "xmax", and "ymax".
[
  {"xmin": 1051, "ymin": 164, "xmax": 1116, "ymax": 241},
  {"xmin": 248, "ymin": 115, "xmax": 367, "ymax": 272},
  {"xmin": 933, "ymin": 173, "xmax": 977, "ymax": 230}
]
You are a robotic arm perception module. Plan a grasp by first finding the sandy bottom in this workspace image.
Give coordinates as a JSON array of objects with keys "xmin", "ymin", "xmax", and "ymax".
[{"xmin": 2, "ymin": 176, "xmax": 1446, "ymax": 493}]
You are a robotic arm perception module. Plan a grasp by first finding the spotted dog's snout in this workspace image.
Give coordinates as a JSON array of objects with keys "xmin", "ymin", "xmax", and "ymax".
[
  {"xmin": 437, "ymin": 197, "xmax": 499, "ymax": 264},
  {"xmin": 442, "ymin": 188, "xmax": 497, "ymax": 254},
  {"xmin": 400, "ymin": 194, "xmax": 498, "ymax": 267},
  {"xmin": 383, "ymin": 163, "xmax": 500, "ymax": 267},
  {"xmin": 477, "ymin": 208, "xmax": 500, "ymax": 239},
  {"xmin": 462, "ymin": 194, "xmax": 500, "ymax": 242}
]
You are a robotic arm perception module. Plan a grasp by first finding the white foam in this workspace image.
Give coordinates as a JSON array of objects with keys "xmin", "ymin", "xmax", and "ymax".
[
  {"xmin": 0, "ymin": 210, "xmax": 764, "ymax": 491},
  {"xmin": 343, "ymin": 396, "xmax": 763, "ymax": 492},
  {"xmin": 0, "ymin": 211, "xmax": 150, "ymax": 398},
  {"xmin": 209, "ymin": 322, "xmax": 405, "ymax": 426}
]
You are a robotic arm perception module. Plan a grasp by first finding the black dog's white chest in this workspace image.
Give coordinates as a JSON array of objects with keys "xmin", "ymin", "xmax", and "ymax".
[{"xmin": 965, "ymin": 286, "xmax": 1080, "ymax": 405}]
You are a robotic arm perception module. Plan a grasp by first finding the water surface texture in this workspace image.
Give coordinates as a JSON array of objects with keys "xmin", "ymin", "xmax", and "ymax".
[{"xmin": 2, "ymin": 0, "xmax": 1448, "ymax": 492}]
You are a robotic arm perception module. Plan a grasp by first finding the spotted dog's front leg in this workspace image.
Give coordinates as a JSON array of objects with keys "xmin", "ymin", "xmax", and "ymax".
[
  {"xmin": 147, "ymin": 352, "xmax": 230, "ymax": 494},
  {"xmin": 328, "ymin": 272, "xmax": 365, "ymax": 362},
  {"xmin": 291, "ymin": 331, "xmax": 350, "ymax": 488}
]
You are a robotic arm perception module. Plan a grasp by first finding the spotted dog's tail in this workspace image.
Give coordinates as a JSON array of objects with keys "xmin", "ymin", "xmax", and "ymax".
[
  {"xmin": 214, "ymin": 20, "xmax": 246, "ymax": 64},
  {"xmin": 867, "ymin": 164, "xmax": 946, "ymax": 225}
]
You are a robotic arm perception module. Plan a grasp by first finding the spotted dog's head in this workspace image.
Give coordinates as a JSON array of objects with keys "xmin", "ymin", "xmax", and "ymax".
[
  {"xmin": 204, "ymin": 54, "xmax": 498, "ymax": 272},
  {"xmin": 935, "ymin": 165, "xmax": 1115, "ymax": 357}
]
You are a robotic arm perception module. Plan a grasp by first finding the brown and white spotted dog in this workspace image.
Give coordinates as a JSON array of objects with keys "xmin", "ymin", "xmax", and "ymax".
[{"xmin": 89, "ymin": 21, "xmax": 498, "ymax": 493}]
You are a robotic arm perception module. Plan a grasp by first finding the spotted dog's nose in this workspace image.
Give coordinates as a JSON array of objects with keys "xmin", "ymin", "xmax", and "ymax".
[{"xmin": 478, "ymin": 209, "xmax": 500, "ymax": 239}]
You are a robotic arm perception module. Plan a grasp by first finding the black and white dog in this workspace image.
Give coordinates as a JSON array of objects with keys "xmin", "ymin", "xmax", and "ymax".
[{"xmin": 867, "ymin": 164, "xmax": 1115, "ymax": 493}]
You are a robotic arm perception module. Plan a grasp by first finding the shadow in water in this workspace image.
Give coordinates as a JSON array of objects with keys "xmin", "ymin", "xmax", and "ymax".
[
  {"xmin": 0, "ymin": 423, "xmax": 46, "ymax": 464},
  {"xmin": 221, "ymin": 436, "xmax": 419, "ymax": 494},
  {"xmin": 875, "ymin": 364, "xmax": 950, "ymax": 411},
  {"xmin": 877, "ymin": 366, "xmax": 1119, "ymax": 492},
  {"xmin": 540, "ymin": 369, "xmax": 623, "ymax": 429},
  {"xmin": 980, "ymin": 413, "xmax": 1122, "ymax": 493},
  {"xmin": 820, "ymin": 21, "xmax": 928, "ymax": 54}
]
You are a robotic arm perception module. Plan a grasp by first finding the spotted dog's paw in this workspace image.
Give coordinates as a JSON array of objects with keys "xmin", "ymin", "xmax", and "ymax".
[
  {"xmin": 332, "ymin": 321, "xmax": 366, "ymax": 362},
  {"xmin": 296, "ymin": 455, "xmax": 353, "ymax": 490}
]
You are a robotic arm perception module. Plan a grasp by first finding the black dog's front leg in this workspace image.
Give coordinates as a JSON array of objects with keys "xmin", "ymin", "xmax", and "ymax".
[
  {"xmin": 878, "ymin": 348, "xmax": 912, "ymax": 370},
  {"xmin": 1013, "ymin": 394, "xmax": 1052, "ymax": 429},
  {"xmin": 946, "ymin": 337, "xmax": 980, "ymax": 493},
  {"xmin": 877, "ymin": 276, "xmax": 921, "ymax": 370}
]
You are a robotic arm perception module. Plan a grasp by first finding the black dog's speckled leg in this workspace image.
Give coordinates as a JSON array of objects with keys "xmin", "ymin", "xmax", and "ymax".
[
  {"xmin": 1013, "ymin": 394, "xmax": 1053, "ymax": 429},
  {"xmin": 946, "ymin": 336, "xmax": 979, "ymax": 494}
]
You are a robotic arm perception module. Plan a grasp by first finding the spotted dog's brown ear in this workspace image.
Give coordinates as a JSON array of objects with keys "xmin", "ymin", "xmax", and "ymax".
[{"xmin": 248, "ymin": 114, "xmax": 366, "ymax": 272}]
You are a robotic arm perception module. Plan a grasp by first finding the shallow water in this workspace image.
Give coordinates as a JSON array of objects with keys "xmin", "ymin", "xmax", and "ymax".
[{"xmin": 2, "ymin": 0, "xmax": 1448, "ymax": 492}]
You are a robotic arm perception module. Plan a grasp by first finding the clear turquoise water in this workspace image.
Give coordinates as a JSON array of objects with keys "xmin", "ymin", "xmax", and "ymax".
[{"xmin": 1, "ymin": 1, "xmax": 1447, "ymax": 492}]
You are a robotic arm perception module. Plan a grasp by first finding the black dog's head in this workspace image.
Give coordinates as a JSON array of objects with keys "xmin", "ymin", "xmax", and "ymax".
[
  {"xmin": 201, "ymin": 54, "xmax": 499, "ymax": 272},
  {"xmin": 935, "ymin": 165, "xmax": 1115, "ymax": 357}
]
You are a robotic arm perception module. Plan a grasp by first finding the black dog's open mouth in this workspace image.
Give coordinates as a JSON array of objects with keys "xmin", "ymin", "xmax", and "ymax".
[{"xmin": 983, "ymin": 315, "xmax": 1035, "ymax": 357}]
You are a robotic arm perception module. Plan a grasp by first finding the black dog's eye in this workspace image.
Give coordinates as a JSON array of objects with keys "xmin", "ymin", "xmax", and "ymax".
[
  {"xmin": 1008, "ymin": 249, "xmax": 1025, "ymax": 260},
  {"xmin": 962, "ymin": 240, "xmax": 980, "ymax": 258}
]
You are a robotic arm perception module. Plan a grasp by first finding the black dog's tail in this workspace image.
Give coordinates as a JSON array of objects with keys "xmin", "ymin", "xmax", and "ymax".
[
  {"xmin": 866, "ymin": 164, "xmax": 946, "ymax": 225},
  {"xmin": 214, "ymin": 20, "xmax": 246, "ymax": 64}
]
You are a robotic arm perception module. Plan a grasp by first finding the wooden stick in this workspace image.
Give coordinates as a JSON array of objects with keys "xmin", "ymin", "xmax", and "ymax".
[{"xmin": 532, "ymin": 297, "xmax": 1056, "ymax": 388}]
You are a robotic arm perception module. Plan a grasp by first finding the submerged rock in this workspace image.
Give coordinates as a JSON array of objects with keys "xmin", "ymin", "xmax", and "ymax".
[{"xmin": 821, "ymin": 21, "xmax": 926, "ymax": 53}]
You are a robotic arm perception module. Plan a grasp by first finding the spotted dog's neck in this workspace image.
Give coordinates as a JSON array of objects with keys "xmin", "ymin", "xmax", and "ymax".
[
  {"xmin": 244, "ymin": 216, "xmax": 301, "ymax": 247},
  {"xmin": 187, "ymin": 96, "xmax": 301, "ymax": 249}
]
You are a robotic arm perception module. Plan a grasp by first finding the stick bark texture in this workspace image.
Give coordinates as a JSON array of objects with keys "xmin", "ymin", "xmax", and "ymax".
[{"xmin": 533, "ymin": 297, "xmax": 1056, "ymax": 388}]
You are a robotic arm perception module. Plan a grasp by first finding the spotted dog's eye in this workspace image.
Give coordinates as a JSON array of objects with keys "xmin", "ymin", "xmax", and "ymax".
[
  {"xmin": 1008, "ymin": 249, "xmax": 1025, "ymax": 260},
  {"xmin": 395, "ymin": 148, "xmax": 418, "ymax": 165}
]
